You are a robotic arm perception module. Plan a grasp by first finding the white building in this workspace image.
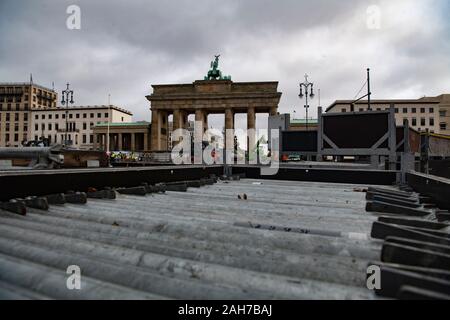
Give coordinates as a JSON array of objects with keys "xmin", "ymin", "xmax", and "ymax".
[
  {"xmin": 326, "ymin": 94, "xmax": 450, "ymax": 135},
  {"xmin": 31, "ymin": 105, "xmax": 132, "ymax": 149}
]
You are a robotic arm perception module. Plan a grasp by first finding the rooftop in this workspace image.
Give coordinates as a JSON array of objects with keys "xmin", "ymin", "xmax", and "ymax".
[
  {"xmin": 290, "ymin": 118, "xmax": 318, "ymax": 125},
  {"xmin": 33, "ymin": 105, "xmax": 133, "ymax": 115},
  {"xmin": 0, "ymin": 178, "xmax": 382, "ymax": 299},
  {"xmin": 94, "ymin": 121, "xmax": 150, "ymax": 128},
  {"xmin": 0, "ymin": 82, "xmax": 55, "ymax": 93},
  {"xmin": 325, "ymin": 95, "xmax": 448, "ymax": 112}
]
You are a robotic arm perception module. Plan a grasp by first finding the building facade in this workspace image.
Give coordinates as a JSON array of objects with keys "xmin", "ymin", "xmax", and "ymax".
[
  {"xmin": 92, "ymin": 121, "xmax": 151, "ymax": 152},
  {"xmin": 326, "ymin": 94, "xmax": 450, "ymax": 135},
  {"xmin": 147, "ymin": 80, "xmax": 281, "ymax": 151},
  {"xmin": 0, "ymin": 82, "xmax": 57, "ymax": 147},
  {"xmin": 31, "ymin": 105, "xmax": 132, "ymax": 149}
]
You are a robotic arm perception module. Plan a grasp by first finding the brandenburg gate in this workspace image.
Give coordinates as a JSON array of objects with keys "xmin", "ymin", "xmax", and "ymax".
[{"xmin": 146, "ymin": 56, "xmax": 282, "ymax": 151}]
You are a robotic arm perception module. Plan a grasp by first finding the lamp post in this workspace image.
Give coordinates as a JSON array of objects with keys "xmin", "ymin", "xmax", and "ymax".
[
  {"xmin": 299, "ymin": 74, "xmax": 315, "ymax": 131},
  {"xmin": 61, "ymin": 83, "xmax": 74, "ymax": 146}
]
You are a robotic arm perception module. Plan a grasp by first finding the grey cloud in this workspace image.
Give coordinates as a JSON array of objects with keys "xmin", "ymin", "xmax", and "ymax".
[{"xmin": 0, "ymin": 0, "xmax": 449, "ymax": 123}]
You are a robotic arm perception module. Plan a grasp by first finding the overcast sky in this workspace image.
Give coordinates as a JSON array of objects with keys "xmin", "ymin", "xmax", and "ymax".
[{"xmin": 1, "ymin": 0, "xmax": 449, "ymax": 130}]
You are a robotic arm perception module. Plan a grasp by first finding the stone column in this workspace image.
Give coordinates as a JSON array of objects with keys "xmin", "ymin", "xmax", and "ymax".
[
  {"xmin": 118, "ymin": 133, "xmax": 123, "ymax": 151},
  {"xmin": 173, "ymin": 109, "xmax": 183, "ymax": 147},
  {"xmin": 225, "ymin": 108, "xmax": 235, "ymax": 159},
  {"xmin": 131, "ymin": 133, "xmax": 136, "ymax": 151},
  {"xmin": 160, "ymin": 111, "xmax": 169, "ymax": 151},
  {"xmin": 225, "ymin": 108, "xmax": 234, "ymax": 131},
  {"xmin": 150, "ymin": 109, "xmax": 160, "ymax": 151},
  {"xmin": 173, "ymin": 109, "xmax": 183, "ymax": 131},
  {"xmin": 195, "ymin": 109, "xmax": 204, "ymax": 128},
  {"xmin": 101, "ymin": 134, "xmax": 105, "ymax": 150},
  {"xmin": 143, "ymin": 132, "xmax": 149, "ymax": 151},
  {"xmin": 93, "ymin": 134, "xmax": 98, "ymax": 150},
  {"xmin": 203, "ymin": 112, "xmax": 209, "ymax": 133},
  {"xmin": 269, "ymin": 106, "xmax": 277, "ymax": 116},
  {"xmin": 247, "ymin": 107, "xmax": 256, "ymax": 161}
]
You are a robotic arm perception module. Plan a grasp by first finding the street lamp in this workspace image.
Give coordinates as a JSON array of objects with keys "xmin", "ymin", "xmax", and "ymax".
[
  {"xmin": 61, "ymin": 83, "xmax": 74, "ymax": 146},
  {"xmin": 299, "ymin": 74, "xmax": 315, "ymax": 131}
]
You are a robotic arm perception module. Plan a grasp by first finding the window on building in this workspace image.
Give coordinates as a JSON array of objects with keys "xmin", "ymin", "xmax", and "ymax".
[
  {"xmin": 430, "ymin": 118, "xmax": 434, "ymax": 126},
  {"xmin": 394, "ymin": 108, "xmax": 399, "ymax": 113},
  {"xmin": 62, "ymin": 114, "xmax": 66, "ymax": 119},
  {"xmin": 14, "ymin": 113, "xmax": 19, "ymax": 121},
  {"xmin": 82, "ymin": 134, "xmax": 87, "ymax": 144},
  {"xmin": 42, "ymin": 114, "xmax": 45, "ymax": 119},
  {"xmin": 90, "ymin": 113, "xmax": 94, "ymax": 118},
  {"xmin": 376, "ymin": 108, "xmax": 381, "ymax": 111},
  {"xmin": 35, "ymin": 114, "xmax": 38, "ymax": 120},
  {"xmin": 14, "ymin": 134, "xmax": 19, "ymax": 142},
  {"xmin": 97, "ymin": 113, "xmax": 101, "ymax": 118},
  {"xmin": 41, "ymin": 124, "xmax": 45, "ymax": 131},
  {"xmin": 83, "ymin": 113, "xmax": 87, "ymax": 118},
  {"xmin": 76, "ymin": 113, "xmax": 80, "ymax": 118},
  {"xmin": 429, "ymin": 108, "xmax": 434, "ymax": 113},
  {"xmin": 55, "ymin": 123, "xmax": 59, "ymax": 130},
  {"xmin": 14, "ymin": 124, "xmax": 19, "ymax": 131},
  {"xmin": 411, "ymin": 108, "xmax": 417, "ymax": 113},
  {"xmin": 49, "ymin": 114, "xmax": 52, "ymax": 119},
  {"xmin": 121, "ymin": 117, "xmax": 124, "ymax": 122},
  {"xmin": 15, "ymin": 103, "xmax": 20, "ymax": 110},
  {"xmin": 402, "ymin": 108, "xmax": 407, "ymax": 113},
  {"xmin": 69, "ymin": 113, "xmax": 73, "ymax": 119},
  {"xmin": 48, "ymin": 123, "xmax": 52, "ymax": 131},
  {"xmin": 23, "ymin": 125, "xmax": 27, "ymax": 132},
  {"xmin": 440, "ymin": 110, "xmax": 447, "ymax": 117},
  {"xmin": 35, "ymin": 124, "xmax": 38, "ymax": 131},
  {"xmin": 24, "ymin": 113, "xmax": 28, "ymax": 121},
  {"xmin": 105, "ymin": 113, "xmax": 108, "ymax": 118},
  {"xmin": 24, "ymin": 103, "xmax": 29, "ymax": 110},
  {"xmin": 5, "ymin": 134, "xmax": 9, "ymax": 142},
  {"xmin": 440, "ymin": 122, "xmax": 447, "ymax": 131},
  {"xmin": 90, "ymin": 122, "xmax": 94, "ymax": 128},
  {"xmin": 83, "ymin": 123, "xmax": 87, "ymax": 130},
  {"xmin": 420, "ymin": 108, "xmax": 425, "ymax": 113},
  {"xmin": 90, "ymin": 135, "xmax": 93, "ymax": 143},
  {"xmin": 56, "ymin": 114, "xmax": 59, "ymax": 119},
  {"xmin": 412, "ymin": 118, "xmax": 417, "ymax": 126},
  {"xmin": 6, "ymin": 113, "xmax": 10, "ymax": 121},
  {"xmin": 341, "ymin": 108, "xmax": 346, "ymax": 113},
  {"xmin": 420, "ymin": 118, "xmax": 426, "ymax": 126}
]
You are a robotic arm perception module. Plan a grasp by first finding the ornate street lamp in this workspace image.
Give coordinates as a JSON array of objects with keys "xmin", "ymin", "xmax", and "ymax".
[
  {"xmin": 299, "ymin": 74, "xmax": 315, "ymax": 131},
  {"xmin": 61, "ymin": 83, "xmax": 74, "ymax": 146}
]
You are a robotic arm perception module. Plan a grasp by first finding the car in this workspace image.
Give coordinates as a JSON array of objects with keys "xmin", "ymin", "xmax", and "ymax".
[{"xmin": 288, "ymin": 154, "xmax": 301, "ymax": 162}]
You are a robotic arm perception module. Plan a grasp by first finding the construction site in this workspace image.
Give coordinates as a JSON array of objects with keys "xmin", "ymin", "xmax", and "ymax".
[{"xmin": 1, "ymin": 104, "xmax": 450, "ymax": 300}]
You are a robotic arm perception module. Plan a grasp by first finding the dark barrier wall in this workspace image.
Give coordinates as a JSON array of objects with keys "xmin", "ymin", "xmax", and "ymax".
[
  {"xmin": 282, "ymin": 131, "xmax": 318, "ymax": 152},
  {"xmin": 428, "ymin": 160, "xmax": 450, "ymax": 179},
  {"xmin": 323, "ymin": 113, "xmax": 389, "ymax": 149},
  {"xmin": 232, "ymin": 166, "xmax": 397, "ymax": 185},
  {"xmin": 0, "ymin": 166, "xmax": 223, "ymax": 201},
  {"xmin": 407, "ymin": 172, "xmax": 450, "ymax": 210}
]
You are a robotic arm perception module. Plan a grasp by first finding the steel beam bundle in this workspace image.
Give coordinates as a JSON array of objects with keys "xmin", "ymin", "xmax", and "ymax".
[{"xmin": 365, "ymin": 186, "xmax": 450, "ymax": 299}]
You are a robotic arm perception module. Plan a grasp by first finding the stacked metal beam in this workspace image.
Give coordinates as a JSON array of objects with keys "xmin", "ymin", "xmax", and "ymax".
[
  {"xmin": 366, "ymin": 186, "xmax": 450, "ymax": 299},
  {"xmin": 0, "ymin": 178, "xmax": 381, "ymax": 299}
]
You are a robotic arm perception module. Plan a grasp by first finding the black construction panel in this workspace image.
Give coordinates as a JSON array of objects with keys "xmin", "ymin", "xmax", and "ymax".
[
  {"xmin": 323, "ymin": 113, "xmax": 389, "ymax": 149},
  {"xmin": 282, "ymin": 131, "xmax": 318, "ymax": 152}
]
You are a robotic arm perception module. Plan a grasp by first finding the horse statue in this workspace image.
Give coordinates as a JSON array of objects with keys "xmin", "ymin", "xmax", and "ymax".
[{"xmin": 204, "ymin": 55, "xmax": 231, "ymax": 80}]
